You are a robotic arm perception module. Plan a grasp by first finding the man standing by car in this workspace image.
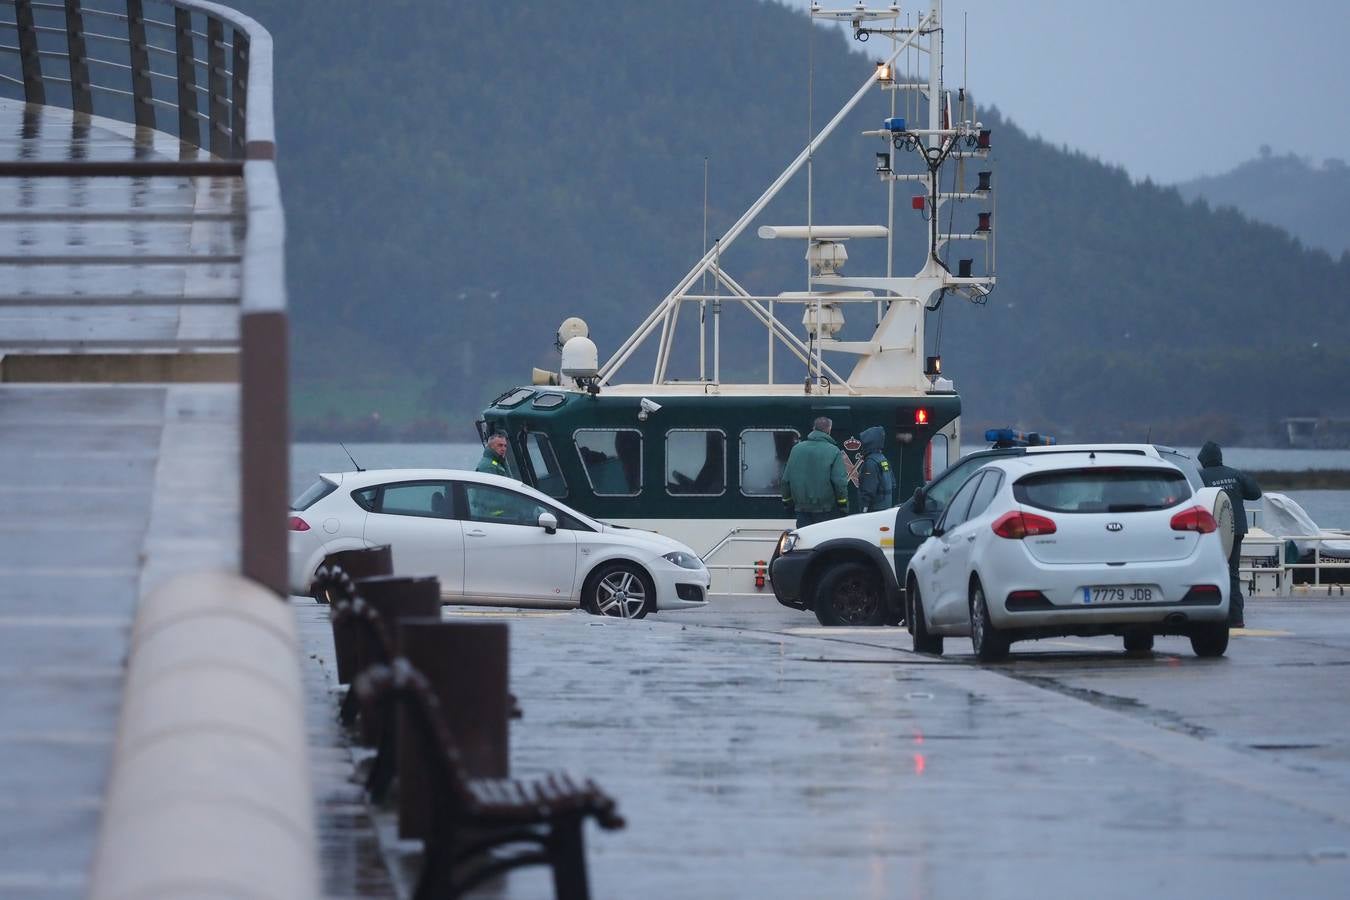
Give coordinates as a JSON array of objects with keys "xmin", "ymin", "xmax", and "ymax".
[
  {"xmin": 476, "ymin": 431, "xmax": 516, "ymax": 480},
  {"xmin": 1198, "ymin": 441, "xmax": 1261, "ymax": 628},
  {"xmin": 857, "ymin": 425, "xmax": 895, "ymax": 513},
  {"xmin": 781, "ymin": 417, "xmax": 849, "ymax": 528}
]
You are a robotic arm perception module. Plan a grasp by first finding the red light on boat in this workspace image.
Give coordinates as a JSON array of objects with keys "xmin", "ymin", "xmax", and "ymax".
[
  {"xmin": 912, "ymin": 195, "xmax": 925, "ymax": 210},
  {"xmin": 914, "ymin": 408, "xmax": 928, "ymax": 426},
  {"xmin": 288, "ymin": 515, "xmax": 311, "ymax": 532}
]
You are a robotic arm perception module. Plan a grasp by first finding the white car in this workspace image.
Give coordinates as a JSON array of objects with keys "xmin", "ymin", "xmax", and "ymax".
[
  {"xmin": 288, "ymin": 468, "xmax": 710, "ymax": 617},
  {"xmin": 904, "ymin": 452, "xmax": 1234, "ymax": 660}
]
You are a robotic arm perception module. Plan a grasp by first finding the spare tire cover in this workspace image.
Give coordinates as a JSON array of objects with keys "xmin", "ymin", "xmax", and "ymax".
[{"xmin": 1212, "ymin": 490, "xmax": 1235, "ymax": 559}]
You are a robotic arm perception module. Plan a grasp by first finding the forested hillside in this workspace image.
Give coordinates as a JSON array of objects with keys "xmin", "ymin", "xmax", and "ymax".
[
  {"xmin": 1177, "ymin": 149, "xmax": 1350, "ymax": 258},
  {"xmin": 228, "ymin": 0, "xmax": 1350, "ymax": 443}
]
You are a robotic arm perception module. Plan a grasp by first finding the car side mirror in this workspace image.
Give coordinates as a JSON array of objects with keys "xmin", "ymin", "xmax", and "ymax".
[
  {"xmin": 908, "ymin": 519, "xmax": 934, "ymax": 538},
  {"xmin": 912, "ymin": 486, "xmax": 926, "ymax": 514},
  {"xmin": 538, "ymin": 512, "xmax": 558, "ymax": 534}
]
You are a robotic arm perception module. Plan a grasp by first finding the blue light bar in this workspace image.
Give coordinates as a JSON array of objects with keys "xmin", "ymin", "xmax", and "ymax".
[
  {"xmin": 986, "ymin": 428, "xmax": 1057, "ymax": 447},
  {"xmin": 884, "ymin": 116, "xmax": 907, "ymax": 133}
]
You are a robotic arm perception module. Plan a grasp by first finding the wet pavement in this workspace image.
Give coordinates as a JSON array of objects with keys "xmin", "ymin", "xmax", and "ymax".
[
  {"xmin": 300, "ymin": 595, "xmax": 1350, "ymax": 899},
  {"xmin": 0, "ymin": 99, "xmax": 244, "ymax": 896}
]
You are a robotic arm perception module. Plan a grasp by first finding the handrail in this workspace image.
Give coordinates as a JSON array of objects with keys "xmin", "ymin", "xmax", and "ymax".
[{"xmin": 0, "ymin": 0, "xmax": 288, "ymax": 592}]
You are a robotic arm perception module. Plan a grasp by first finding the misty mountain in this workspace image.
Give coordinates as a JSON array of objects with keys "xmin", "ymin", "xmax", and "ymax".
[
  {"xmin": 1176, "ymin": 149, "xmax": 1350, "ymax": 259},
  {"xmin": 227, "ymin": 0, "xmax": 1350, "ymax": 443}
]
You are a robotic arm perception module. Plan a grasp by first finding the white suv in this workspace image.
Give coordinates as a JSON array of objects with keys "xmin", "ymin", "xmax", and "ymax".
[
  {"xmin": 906, "ymin": 452, "xmax": 1233, "ymax": 660},
  {"xmin": 289, "ymin": 468, "xmax": 710, "ymax": 618}
]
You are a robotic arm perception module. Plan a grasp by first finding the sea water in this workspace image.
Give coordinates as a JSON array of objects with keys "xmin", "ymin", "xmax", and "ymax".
[{"xmin": 291, "ymin": 443, "xmax": 1350, "ymax": 529}]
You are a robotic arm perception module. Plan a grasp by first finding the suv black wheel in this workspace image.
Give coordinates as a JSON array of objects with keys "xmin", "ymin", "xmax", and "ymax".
[
  {"xmin": 909, "ymin": 579, "xmax": 943, "ymax": 655},
  {"xmin": 969, "ymin": 580, "xmax": 1010, "ymax": 662},
  {"xmin": 814, "ymin": 562, "xmax": 886, "ymax": 626},
  {"xmin": 1189, "ymin": 622, "xmax": 1229, "ymax": 658}
]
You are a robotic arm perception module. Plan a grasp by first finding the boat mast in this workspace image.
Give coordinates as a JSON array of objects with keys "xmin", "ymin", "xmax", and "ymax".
[{"xmin": 599, "ymin": 4, "xmax": 937, "ymax": 387}]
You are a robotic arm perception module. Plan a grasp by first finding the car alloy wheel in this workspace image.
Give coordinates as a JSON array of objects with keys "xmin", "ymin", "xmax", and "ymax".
[
  {"xmin": 969, "ymin": 581, "xmax": 1009, "ymax": 662},
  {"xmin": 592, "ymin": 565, "xmax": 650, "ymax": 619}
]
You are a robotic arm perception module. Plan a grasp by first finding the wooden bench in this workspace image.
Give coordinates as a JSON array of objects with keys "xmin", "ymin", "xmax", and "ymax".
[{"xmin": 355, "ymin": 661, "xmax": 624, "ymax": 900}]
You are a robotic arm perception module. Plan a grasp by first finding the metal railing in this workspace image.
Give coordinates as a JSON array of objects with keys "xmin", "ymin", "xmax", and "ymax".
[
  {"xmin": 1243, "ymin": 533, "xmax": 1350, "ymax": 596},
  {"xmin": 0, "ymin": 0, "xmax": 288, "ymax": 594}
]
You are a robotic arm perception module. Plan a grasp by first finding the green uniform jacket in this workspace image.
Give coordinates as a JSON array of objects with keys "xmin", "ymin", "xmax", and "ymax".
[
  {"xmin": 781, "ymin": 430, "xmax": 848, "ymax": 513},
  {"xmin": 475, "ymin": 447, "xmax": 513, "ymax": 479}
]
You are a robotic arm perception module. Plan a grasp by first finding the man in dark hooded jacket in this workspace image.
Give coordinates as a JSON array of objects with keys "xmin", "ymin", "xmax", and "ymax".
[
  {"xmin": 857, "ymin": 425, "xmax": 895, "ymax": 512},
  {"xmin": 1198, "ymin": 441, "xmax": 1261, "ymax": 628}
]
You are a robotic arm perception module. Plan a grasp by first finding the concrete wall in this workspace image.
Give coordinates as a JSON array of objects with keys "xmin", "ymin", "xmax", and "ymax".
[{"xmin": 89, "ymin": 571, "xmax": 318, "ymax": 900}]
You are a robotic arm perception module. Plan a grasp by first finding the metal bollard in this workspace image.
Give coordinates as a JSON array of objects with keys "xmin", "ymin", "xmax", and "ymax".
[
  {"xmin": 397, "ymin": 620, "xmax": 510, "ymax": 840},
  {"xmin": 326, "ymin": 545, "xmax": 392, "ymax": 686}
]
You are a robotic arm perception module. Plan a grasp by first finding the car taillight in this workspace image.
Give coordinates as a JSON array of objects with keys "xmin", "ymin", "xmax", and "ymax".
[
  {"xmin": 1170, "ymin": 506, "xmax": 1217, "ymax": 534},
  {"xmin": 992, "ymin": 511, "xmax": 1057, "ymax": 539},
  {"xmin": 288, "ymin": 515, "xmax": 311, "ymax": 532}
]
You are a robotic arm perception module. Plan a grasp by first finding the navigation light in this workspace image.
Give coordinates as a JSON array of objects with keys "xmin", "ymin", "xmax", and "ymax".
[
  {"xmin": 911, "ymin": 195, "xmax": 925, "ymax": 210},
  {"xmin": 914, "ymin": 408, "xmax": 929, "ymax": 426},
  {"xmin": 976, "ymin": 171, "xmax": 992, "ymax": 192},
  {"xmin": 977, "ymin": 129, "xmax": 992, "ymax": 149},
  {"xmin": 976, "ymin": 213, "xmax": 992, "ymax": 233},
  {"xmin": 875, "ymin": 152, "xmax": 891, "ymax": 174},
  {"xmin": 924, "ymin": 356, "xmax": 942, "ymax": 377},
  {"xmin": 876, "ymin": 61, "xmax": 892, "ymax": 83}
]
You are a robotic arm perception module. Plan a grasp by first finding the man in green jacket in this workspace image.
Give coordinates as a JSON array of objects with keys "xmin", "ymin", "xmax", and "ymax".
[
  {"xmin": 475, "ymin": 431, "xmax": 516, "ymax": 480},
  {"xmin": 781, "ymin": 417, "xmax": 849, "ymax": 528}
]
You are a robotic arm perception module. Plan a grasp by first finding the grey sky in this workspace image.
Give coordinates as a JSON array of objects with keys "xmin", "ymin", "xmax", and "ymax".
[{"xmin": 783, "ymin": 0, "xmax": 1350, "ymax": 183}]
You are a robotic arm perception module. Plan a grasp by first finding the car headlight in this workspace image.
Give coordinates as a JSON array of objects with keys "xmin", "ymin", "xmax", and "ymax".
[
  {"xmin": 662, "ymin": 551, "xmax": 704, "ymax": 569},
  {"xmin": 778, "ymin": 531, "xmax": 798, "ymax": 555}
]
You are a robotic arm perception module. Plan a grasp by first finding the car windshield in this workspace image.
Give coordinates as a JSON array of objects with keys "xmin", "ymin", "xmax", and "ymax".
[{"xmin": 1014, "ymin": 467, "xmax": 1191, "ymax": 514}]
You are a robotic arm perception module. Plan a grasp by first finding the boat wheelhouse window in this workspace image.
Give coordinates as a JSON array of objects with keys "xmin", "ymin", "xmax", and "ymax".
[
  {"xmin": 494, "ymin": 388, "xmax": 534, "ymax": 409},
  {"xmin": 666, "ymin": 429, "xmax": 726, "ymax": 497},
  {"xmin": 522, "ymin": 431, "xmax": 567, "ymax": 499},
  {"xmin": 574, "ymin": 429, "xmax": 643, "ymax": 496},
  {"xmin": 739, "ymin": 429, "xmax": 799, "ymax": 497},
  {"xmin": 531, "ymin": 392, "xmax": 567, "ymax": 409}
]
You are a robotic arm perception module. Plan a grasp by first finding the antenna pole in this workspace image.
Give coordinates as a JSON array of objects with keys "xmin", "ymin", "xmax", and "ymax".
[{"xmin": 701, "ymin": 156, "xmax": 708, "ymax": 382}]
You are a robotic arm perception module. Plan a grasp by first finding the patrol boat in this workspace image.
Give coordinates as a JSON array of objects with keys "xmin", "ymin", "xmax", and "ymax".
[{"xmin": 479, "ymin": 1, "xmax": 996, "ymax": 594}]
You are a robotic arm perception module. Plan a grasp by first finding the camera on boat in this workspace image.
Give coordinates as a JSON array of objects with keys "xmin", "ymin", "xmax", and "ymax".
[{"xmin": 638, "ymin": 398, "xmax": 662, "ymax": 421}]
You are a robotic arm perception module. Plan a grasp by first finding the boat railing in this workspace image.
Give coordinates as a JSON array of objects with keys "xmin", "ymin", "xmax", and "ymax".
[
  {"xmin": 701, "ymin": 526, "xmax": 785, "ymax": 574},
  {"xmin": 0, "ymin": 0, "xmax": 288, "ymax": 592},
  {"xmin": 1242, "ymin": 533, "xmax": 1350, "ymax": 596}
]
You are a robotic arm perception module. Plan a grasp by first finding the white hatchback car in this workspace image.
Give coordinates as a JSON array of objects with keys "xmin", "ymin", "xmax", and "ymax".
[
  {"xmin": 904, "ymin": 452, "xmax": 1233, "ymax": 660},
  {"xmin": 289, "ymin": 468, "xmax": 710, "ymax": 617}
]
